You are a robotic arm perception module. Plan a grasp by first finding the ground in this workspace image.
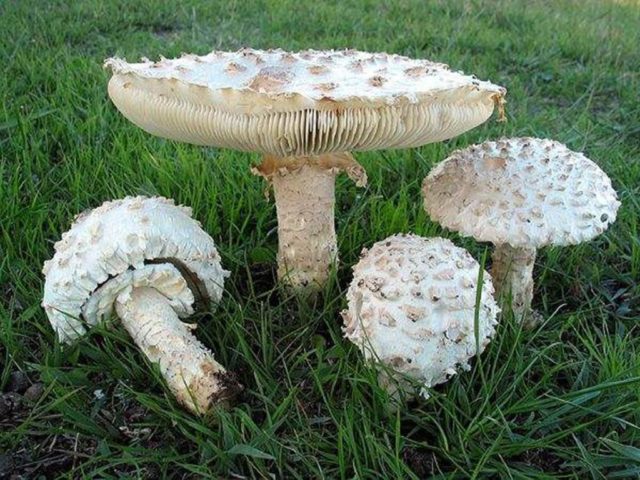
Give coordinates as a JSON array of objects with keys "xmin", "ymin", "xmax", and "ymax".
[{"xmin": 1, "ymin": 0, "xmax": 639, "ymax": 478}]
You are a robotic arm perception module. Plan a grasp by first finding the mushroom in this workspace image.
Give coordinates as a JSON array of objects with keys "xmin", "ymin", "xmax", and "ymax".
[
  {"xmin": 422, "ymin": 137, "xmax": 620, "ymax": 324},
  {"xmin": 42, "ymin": 196, "xmax": 242, "ymax": 414},
  {"xmin": 341, "ymin": 234, "xmax": 499, "ymax": 399},
  {"xmin": 104, "ymin": 48, "xmax": 506, "ymax": 293}
]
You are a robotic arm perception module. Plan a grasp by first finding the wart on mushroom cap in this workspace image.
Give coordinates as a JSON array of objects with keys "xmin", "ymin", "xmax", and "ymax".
[
  {"xmin": 42, "ymin": 196, "xmax": 242, "ymax": 414},
  {"xmin": 341, "ymin": 234, "xmax": 499, "ymax": 399},
  {"xmin": 105, "ymin": 48, "xmax": 506, "ymax": 293},
  {"xmin": 422, "ymin": 137, "xmax": 620, "ymax": 323}
]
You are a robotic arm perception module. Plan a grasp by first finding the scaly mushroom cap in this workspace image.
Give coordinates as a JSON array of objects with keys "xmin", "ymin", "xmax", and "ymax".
[
  {"xmin": 422, "ymin": 138, "xmax": 620, "ymax": 247},
  {"xmin": 42, "ymin": 196, "xmax": 229, "ymax": 343},
  {"xmin": 105, "ymin": 48, "xmax": 505, "ymax": 157},
  {"xmin": 342, "ymin": 234, "xmax": 499, "ymax": 397}
]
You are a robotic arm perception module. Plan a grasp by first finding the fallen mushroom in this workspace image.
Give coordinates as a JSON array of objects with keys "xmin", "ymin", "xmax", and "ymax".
[
  {"xmin": 341, "ymin": 234, "xmax": 499, "ymax": 399},
  {"xmin": 104, "ymin": 48, "xmax": 506, "ymax": 293},
  {"xmin": 422, "ymin": 137, "xmax": 620, "ymax": 324},
  {"xmin": 42, "ymin": 196, "xmax": 242, "ymax": 414}
]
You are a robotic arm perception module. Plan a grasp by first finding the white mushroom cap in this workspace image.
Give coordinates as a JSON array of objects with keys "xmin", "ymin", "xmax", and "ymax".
[
  {"xmin": 422, "ymin": 138, "xmax": 621, "ymax": 247},
  {"xmin": 105, "ymin": 48, "xmax": 506, "ymax": 157},
  {"xmin": 42, "ymin": 196, "xmax": 229, "ymax": 343},
  {"xmin": 342, "ymin": 234, "xmax": 499, "ymax": 397}
]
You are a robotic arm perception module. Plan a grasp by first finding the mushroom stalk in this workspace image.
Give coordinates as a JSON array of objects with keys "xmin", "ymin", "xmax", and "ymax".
[
  {"xmin": 115, "ymin": 287, "xmax": 238, "ymax": 413},
  {"xmin": 491, "ymin": 244, "xmax": 536, "ymax": 322},
  {"xmin": 254, "ymin": 152, "xmax": 367, "ymax": 292}
]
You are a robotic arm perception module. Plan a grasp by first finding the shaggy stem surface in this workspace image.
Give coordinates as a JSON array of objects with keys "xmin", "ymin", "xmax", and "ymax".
[
  {"xmin": 115, "ymin": 287, "xmax": 240, "ymax": 414},
  {"xmin": 491, "ymin": 244, "xmax": 537, "ymax": 323},
  {"xmin": 254, "ymin": 153, "xmax": 367, "ymax": 293}
]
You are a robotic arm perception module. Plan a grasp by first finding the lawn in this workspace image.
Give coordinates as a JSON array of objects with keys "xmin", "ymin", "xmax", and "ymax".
[{"xmin": 1, "ymin": 0, "xmax": 640, "ymax": 478}]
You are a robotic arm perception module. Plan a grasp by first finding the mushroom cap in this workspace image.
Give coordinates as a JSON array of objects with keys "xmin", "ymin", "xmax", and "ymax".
[
  {"xmin": 42, "ymin": 196, "xmax": 229, "ymax": 343},
  {"xmin": 422, "ymin": 138, "xmax": 621, "ymax": 248},
  {"xmin": 342, "ymin": 234, "xmax": 499, "ymax": 397},
  {"xmin": 105, "ymin": 48, "xmax": 505, "ymax": 157}
]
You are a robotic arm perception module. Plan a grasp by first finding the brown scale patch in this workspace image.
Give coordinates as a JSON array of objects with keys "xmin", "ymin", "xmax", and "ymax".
[
  {"xmin": 434, "ymin": 268, "xmax": 455, "ymax": 281},
  {"xmin": 380, "ymin": 311, "xmax": 397, "ymax": 327},
  {"xmin": 369, "ymin": 75, "xmax": 386, "ymax": 87},
  {"xmin": 314, "ymin": 82, "xmax": 337, "ymax": 92},
  {"xmin": 350, "ymin": 60, "xmax": 364, "ymax": 72},
  {"xmin": 405, "ymin": 66, "xmax": 428, "ymax": 77},
  {"xmin": 247, "ymin": 68, "xmax": 291, "ymax": 92},
  {"xmin": 201, "ymin": 361, "xmax": 216, "ymax": 374},
  {"xmin": 388, "ymin": 356, "xmax": 407, "ymax": 368},
  {"xmin": 403, "ymin": 305, "xmax": 426, "ymax": 322},
  {"xmin": 240, "ymin": 50, "xmax": 264, "ymax": 64},
  {"xmin": 225, "ymin": 62, "xmax": 246, "ymax": 74},
  {"xmin": 484, "ymin": 156, "xmax": 507, "ymax": 170},
  {"xmin": 307, "ymin": 64, "xmax": 329, "ymax": 75},
  {"xmin": 280, "ymin": 52, "xmax": 297, "ymax": 64}
]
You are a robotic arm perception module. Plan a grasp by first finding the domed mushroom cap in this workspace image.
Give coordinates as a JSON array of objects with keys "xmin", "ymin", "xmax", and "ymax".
[
  {"xmin": 422, "ymin": 138, "xmax": 620, "ymax": 247},
  {"xmin": 105, "ymin": 48, "xmax": 505, "ymax": 157},
  {"xmin": 342, "ymin": 234, "xmax": 499, "ymax": 397},
  {"xmin": 42, "ymin": 196, "xmax": 229, "ymax": 343}
]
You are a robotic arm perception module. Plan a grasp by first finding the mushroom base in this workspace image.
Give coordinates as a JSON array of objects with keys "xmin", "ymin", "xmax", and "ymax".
[
  {"xmin": 115, "ymin": 287, "xmax": 241, "ymax": 413},
  {"xmin": 491, "ymin": 244, "xmax": 536, "ymax": 324},
  {"xmin": 254, "ymin": 153, "xmax": 367, "ymax": 293}
]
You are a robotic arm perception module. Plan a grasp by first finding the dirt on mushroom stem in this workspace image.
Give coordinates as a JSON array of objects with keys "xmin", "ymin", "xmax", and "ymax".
[
  {"xmin": 252, "ymin": 152, "xmax": 367, "ymax": 294},
  {"xmin": 115, "ymin": 286, "xmax": 242, "ymax": 414}
]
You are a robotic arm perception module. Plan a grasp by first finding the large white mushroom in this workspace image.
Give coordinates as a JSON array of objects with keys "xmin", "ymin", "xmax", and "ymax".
[
  {"xmin": 42, "ymin": 196, "xmax": 242, "ymax": 414},
  {"xmin": 422, "ymin": 138, "xmax": 620, "ymax": 323},
  {"xmin": 342, "ymin": 234, "xmax": 499, "ymax": 399},
  {"xmin": 105, "ymin": 48, "xmax": 506, "ymax": 293}
]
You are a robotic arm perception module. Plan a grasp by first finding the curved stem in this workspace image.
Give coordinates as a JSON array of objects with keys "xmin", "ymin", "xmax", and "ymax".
[
  {"xmin": 254, "ymin": 152, "xmax": 367, "ymax": 293},
  {"xmin": 115, "ymin": 287, "xmax": 241, "ymax": 414},
  {"xmin": 491, "ymin": 244, "xmax": 537, "ymax": 323}
]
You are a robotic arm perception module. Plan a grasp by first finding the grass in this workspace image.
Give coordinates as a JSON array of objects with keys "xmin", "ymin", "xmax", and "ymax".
[{"xmin": 1, "ymin": 0, "xmax": 639, "ymax": 477}]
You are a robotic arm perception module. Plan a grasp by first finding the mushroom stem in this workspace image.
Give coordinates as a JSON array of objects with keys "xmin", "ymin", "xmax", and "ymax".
[
  {"xmin": 254, "ymin": 153, "xmax": 367, "ymax": 292},
  {"xmin": 115, "ymin": 287, "xmax": 241, "ymax": 414},
  {"xmin": 491, "ymin": 244, "xmax": 536, "ymax": 322}
]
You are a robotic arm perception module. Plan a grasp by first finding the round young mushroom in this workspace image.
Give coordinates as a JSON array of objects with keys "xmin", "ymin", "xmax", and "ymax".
[
  {"xmin": 422, "ymin": 138, "xmax": 620, "ymax": 324},
  {"xmin": 104, "ymin": 48, "xmax": 506, "ymax": 293},
  {"xmin": 42, "ymin": 196, "xmax": 242, "ymax": 414},
  {"xmin": 342, "ymin": 234, "xmax": 499, "ymax": 399}
]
